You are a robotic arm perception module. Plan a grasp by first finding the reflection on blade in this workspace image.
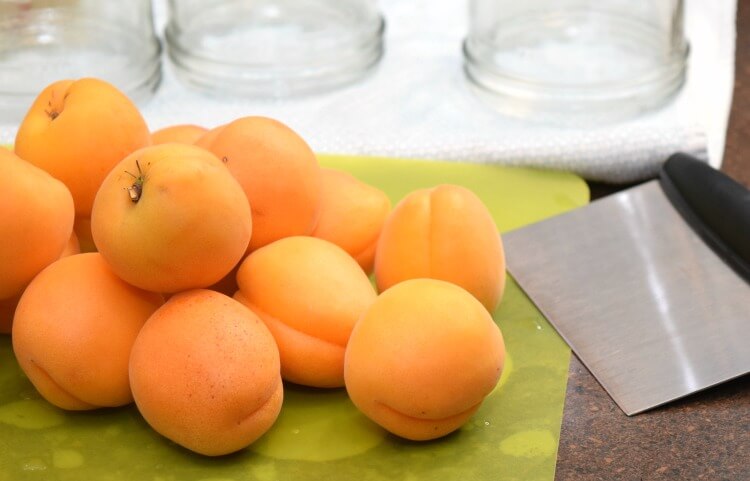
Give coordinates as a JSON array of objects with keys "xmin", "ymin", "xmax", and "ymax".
[{"xmin": 504, "ymin": 181, "xmax": 750, "ymax": 415}]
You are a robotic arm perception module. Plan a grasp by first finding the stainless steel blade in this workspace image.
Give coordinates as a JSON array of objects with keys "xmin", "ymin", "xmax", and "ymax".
[{"xmin": 504, "ymin": 180, "xmax": 750, "ymax": 415}]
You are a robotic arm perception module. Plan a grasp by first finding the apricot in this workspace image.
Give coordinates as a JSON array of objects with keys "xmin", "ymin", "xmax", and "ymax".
[
  {"xmin": 11, "ymin": 253, "xmax": 164, "ymax": 410},
  {"xmin": 235, "ymin": 236, "xmax": 377, "ymax": 388},
  {"xmin": 344, "ymin": 278, "xmax": 506, "ymax": 441},
  {"xmin": 198, "ymin": 116, "xmax": 322, "ymax": 251},
  {"xmin": 1, "ymin": 148, "xmax": 74, "ymax": 300},
  {"xmin": 129, "ymin": 289, "xmax": 282, "ymax": 456},
  {"xmin": 311, "ymin": 168, "xmax": 391, "ymax": 274},
  {"xmin": 374, "ymin": 184, "xmax": 506, "ymax": 312},
  {"xmin": 152, "ymin": 124, "xmax": 208, "ymax": 145},
  {"xmin": 14, "ymin": 77, "xmax": 151, "ymax": 218},
  {"xmin": 91, "ymin": 143, "xmax": 252, "ymax": 293}
]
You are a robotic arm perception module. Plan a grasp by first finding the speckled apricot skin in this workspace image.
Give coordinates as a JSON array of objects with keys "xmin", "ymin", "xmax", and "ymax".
[{"xmin": 129, "ymin": 289, "xmax": 282, "ymax": 456}]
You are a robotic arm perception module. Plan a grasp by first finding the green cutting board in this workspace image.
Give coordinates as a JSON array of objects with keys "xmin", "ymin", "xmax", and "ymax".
[{"xmin": 0, "ymin": 155, "xmax": 589, "ymax": 481}]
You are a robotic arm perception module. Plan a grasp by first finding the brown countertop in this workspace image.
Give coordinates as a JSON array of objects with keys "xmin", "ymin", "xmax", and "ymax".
[{"xmin": 554, "ymin": 3, "xmax": 750, "ymax": 480}]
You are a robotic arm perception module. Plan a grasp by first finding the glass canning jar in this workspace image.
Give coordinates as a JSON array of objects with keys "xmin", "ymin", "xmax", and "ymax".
[
  {"xmin": 463, "ymin": 0, "xmax": 689, "ymax": 124},
  {"xmin": 165, "ymin": 0, "xmax": 385, "ymax": 97}
]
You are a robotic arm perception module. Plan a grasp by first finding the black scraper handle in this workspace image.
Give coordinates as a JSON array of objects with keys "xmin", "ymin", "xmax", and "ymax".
[{"xmin": 659, "ymin": 153, "xmax": 750, "ymax": 283}]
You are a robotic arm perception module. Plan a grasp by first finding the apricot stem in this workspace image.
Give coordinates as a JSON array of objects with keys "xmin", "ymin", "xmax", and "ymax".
[{"xmin": 45, "ymin": 98, "xmax": 60, "ymax": 120}]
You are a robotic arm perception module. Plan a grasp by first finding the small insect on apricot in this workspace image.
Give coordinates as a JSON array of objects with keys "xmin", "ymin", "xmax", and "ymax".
[{"xmin": 125, "ymin": 160, "xmax": 146, "ymax": 203}]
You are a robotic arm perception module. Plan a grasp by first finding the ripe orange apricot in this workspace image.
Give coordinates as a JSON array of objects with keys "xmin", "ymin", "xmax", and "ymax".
[
  {"xmin": 344, "ymin": 278, "xmax": 506, "ymax": 441},
  {"xmin": 11, "ymin": 253, "xmax": 164, "ymax": 410},
  {"xmin": 152, "ymin": 124, "xmax": 208, "ymax": 145},
  {"xmin": 235, "ymin": 236, "xmax": 377, "ymax": 388},
  {"xmin": 311, "ymin": 168, "xmax": 391, "ymax": 274},
  {"xmin": 91, "ymin": 143, "xmax": 252, "ymax": 293},
  {"xmin": 129, "ymin": 289, "xmax": 283, "ymax": 456},
  {"xmin": 1, "ymin": 148, "xmax": 74, "ymax": 301},
  {"xmin": 14, "ymin": 77, "xmax": 151, "ymax": 218},
  {"xmin": 374, "ymin": 184, "xmax": 506, "ymax": 312},
  {"xmin": 198, "ymin": 116, "xmax": 322, "ymax": 251}
]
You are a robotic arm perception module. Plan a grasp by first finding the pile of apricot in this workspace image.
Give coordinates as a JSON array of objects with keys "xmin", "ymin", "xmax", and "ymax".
[{"xmin": 2, "ymin": 78, "xmax": 507, "ymax": 456}]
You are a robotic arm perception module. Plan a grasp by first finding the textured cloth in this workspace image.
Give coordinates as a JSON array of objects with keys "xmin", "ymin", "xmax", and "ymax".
[{"xmin": 1, "ymin": 0, "xmax": 736, "ymax": 184}]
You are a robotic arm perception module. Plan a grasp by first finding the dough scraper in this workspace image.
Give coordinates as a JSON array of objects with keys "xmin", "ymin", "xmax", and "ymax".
[{"xmin": 503, "ymin": 153, "xmax": 750, "ymax": 415}]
